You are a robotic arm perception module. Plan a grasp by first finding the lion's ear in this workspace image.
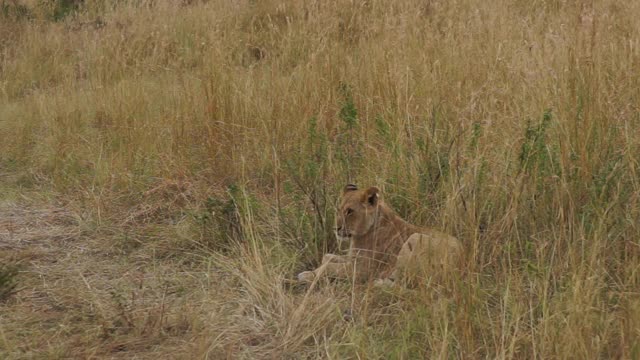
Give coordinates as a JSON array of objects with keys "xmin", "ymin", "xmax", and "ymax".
[
  {"xmin": 362, "ymin": 186, "xmax": 379, "ymax": 206},
  {"xmin": 343, "ymin": 184, "xmax": 358, "ymax": 194}
]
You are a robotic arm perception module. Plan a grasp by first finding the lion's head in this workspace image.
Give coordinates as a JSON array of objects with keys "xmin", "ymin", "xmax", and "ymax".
[{"xmin": 335, "ymin": 184, "xmax": 380, "ymax": 243}]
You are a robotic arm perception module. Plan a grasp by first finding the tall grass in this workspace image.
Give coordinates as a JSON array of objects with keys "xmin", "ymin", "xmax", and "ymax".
[{"xmin": 1, "ymin": 0, "xmax": 640, "ymax": 358}]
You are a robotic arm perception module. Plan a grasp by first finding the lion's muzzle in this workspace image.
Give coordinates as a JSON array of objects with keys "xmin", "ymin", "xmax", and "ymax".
[{"xmin": 335, "ymin": 227, "xmax": 351, "ymax": 244}]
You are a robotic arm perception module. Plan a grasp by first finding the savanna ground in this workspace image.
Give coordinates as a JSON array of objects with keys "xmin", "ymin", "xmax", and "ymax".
[{"xmin": 1, "ymin": 0, "xmax": 640, "ymax": 358}]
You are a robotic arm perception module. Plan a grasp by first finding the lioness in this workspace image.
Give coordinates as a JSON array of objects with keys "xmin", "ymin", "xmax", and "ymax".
[{"xmin": 298, "ymin": 184, "xmax": 462, "ymax": 285}]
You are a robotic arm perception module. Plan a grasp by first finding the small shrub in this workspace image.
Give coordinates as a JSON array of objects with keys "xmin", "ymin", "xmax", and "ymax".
[
  {"xmin": 1, "ymin": 1, "xmax": 32, "ymax": 20},
  {"xmin": 518, "ymin": 109, "xmax": 559, "ymax": 177},
  {"xmin": 0, "ymin": 263, "xmax": 19, "ymax": 302},
  {"xmin": 283, "ymin": 116, "xmax": 335, "ymax": 265},
  {"xmin": 336, "ymin": 83, "xmax": 363, "ymax": 181},
  {"xmin": 201, "ymin": 186, "xmax": 242, "ymax": 248}
]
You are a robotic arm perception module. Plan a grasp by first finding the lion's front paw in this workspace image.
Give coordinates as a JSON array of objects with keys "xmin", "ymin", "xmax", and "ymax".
[
  {"xmin": 297, "ymin": 271, "xmax": 316, "ymax": 283},
  {"xmin": 373, "ymin": 278, "xmax": 395, "ymax": 288}
]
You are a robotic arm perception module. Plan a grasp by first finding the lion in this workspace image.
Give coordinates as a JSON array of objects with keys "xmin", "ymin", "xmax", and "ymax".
[{"xmin": 297, "ymin": 184, "xmax": 462, "ymax": 286}]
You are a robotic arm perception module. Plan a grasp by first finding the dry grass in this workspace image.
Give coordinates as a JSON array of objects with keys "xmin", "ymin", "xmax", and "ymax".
[{"xmin": 1, "ymin": 0, "xmax": 640, "ymax": 358}]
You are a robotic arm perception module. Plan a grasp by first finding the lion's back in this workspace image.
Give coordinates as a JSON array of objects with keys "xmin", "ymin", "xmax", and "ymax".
[{"xmin": 393, "ymin": 229, "xmax": 462, "ymax": 281}]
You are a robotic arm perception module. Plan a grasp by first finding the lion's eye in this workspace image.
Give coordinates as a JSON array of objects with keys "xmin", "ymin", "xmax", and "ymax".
[{"xmin": 345, "ymin": 208, "xmax": 353, "ymax": 216}]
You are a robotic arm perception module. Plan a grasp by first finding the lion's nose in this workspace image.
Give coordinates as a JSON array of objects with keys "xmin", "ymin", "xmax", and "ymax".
[{"xmin": 336, "ymin": 226, "xmax": 350, "ymax": 237}]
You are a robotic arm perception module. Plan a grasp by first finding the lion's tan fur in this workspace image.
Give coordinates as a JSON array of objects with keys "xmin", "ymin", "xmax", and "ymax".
[{"xmin": 298, "ymin": 185, "xmax": 462, "ymax": 285}]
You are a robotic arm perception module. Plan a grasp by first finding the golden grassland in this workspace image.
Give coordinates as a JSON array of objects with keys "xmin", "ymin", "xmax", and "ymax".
[{"xmin": 1, "ymin": 0, "xmax": 640, "ymax": 358}]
